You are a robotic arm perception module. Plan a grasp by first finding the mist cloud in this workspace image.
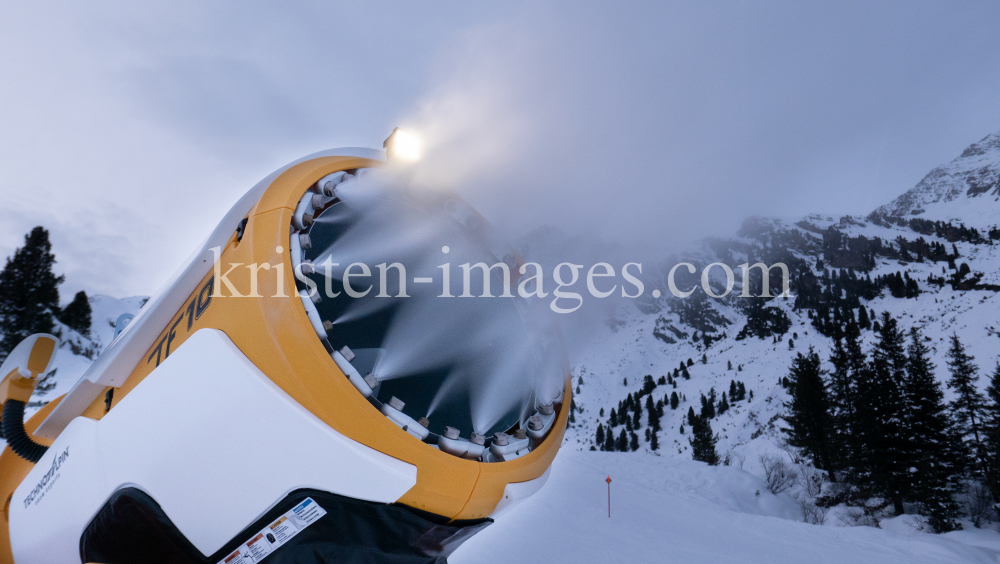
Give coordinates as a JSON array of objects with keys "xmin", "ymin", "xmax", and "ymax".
[{"xmin": 2, "ymin": 1, "xmax": 999, "ymax": 298}]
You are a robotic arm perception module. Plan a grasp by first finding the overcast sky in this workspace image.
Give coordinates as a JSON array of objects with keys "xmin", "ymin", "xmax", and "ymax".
[{"xmin": 2, "ymin": 1, "xmax": 1000, "ymax": 299}]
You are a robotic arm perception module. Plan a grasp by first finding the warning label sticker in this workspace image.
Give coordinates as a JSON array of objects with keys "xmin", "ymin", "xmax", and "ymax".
[{"xmin": 217, "ymin": 498, "xmax": 328, "ymax": 564}]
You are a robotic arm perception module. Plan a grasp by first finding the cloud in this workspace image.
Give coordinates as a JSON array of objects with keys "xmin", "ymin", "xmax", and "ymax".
[{"xmin": 2, "ymin": 1, "xmax": 1000, "ymax": 297}]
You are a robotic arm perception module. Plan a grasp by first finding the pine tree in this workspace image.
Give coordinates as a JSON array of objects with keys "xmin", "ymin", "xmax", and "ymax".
[
  {"xmin": 57, "ymin": 290, "xmax": 92, "ymax": 337},
  {"xmin": 609, "ymin": 408, "xmax": 618, "ymax": 427},
  {"xmin": 827, "ymin": 337, "xmax": 854, "ymax": 473},
  {"xmin": 700, "ymin": 393, "xmax": 714, "ymax": 420},
  {"xmin": 858, "ymin": 306, "xmax": 870, "ymax": 330},
  {"xmin": 650, "ymin": 433, "xmax": 659, "ymax": 451},
  {"xmin": 681, "ymin": 365, "xmax": 691, "ymax": 380},
  {"xmin": 629, "ymin": 431, "xmax": 639, "ymax": 451},
  {"xmin": 596, "ymin": 423, "xmax": 605, "ymax": 449},
  {"xmin": 604, "ymin": 430, "xmax": 615, "ymax": 452},
  {"xmin": 646, "ymin": 396, "xmax": 660, "ymax": 431},
  {"xmin": 0, "ymin": 226, "xmax": 64, "ymax": 358},
  {"xmin": 854, "ymin": 313, "xmax": 910, "ymax": 514},
  {"xmin": 689, "ymin": 415, "xmax": 719, "ymax": 465},
  {"xmin": 670, "ymin": 391, "xmax": 679, "ymax": 410},
  {"xmin": 946, "ymin": 334, "xmax": 986, "ymax": 475},
  {"xmin": 983, "ymin": 363, "xmax": 1000, "ymax": 502},
  {"xmin": 904, "ymin": 327, "xmax": 962, "ymax": 531},
  {"xmin": 783, "ymin": 348, "xmax": 836, "ymax": 477},
  {"xmin": 617, "ymin": 429, "xmax": 628, "ymax": 452}
]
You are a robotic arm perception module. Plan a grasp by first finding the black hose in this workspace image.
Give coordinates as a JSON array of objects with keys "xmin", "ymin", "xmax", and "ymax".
[{"xmin": 2, "ymin": 400, "xmax": 48, "ymax": 463}]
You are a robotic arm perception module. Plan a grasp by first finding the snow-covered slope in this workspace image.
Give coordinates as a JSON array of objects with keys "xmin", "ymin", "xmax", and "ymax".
[
  {"xmin": 87, "ymin": 294, "xmax": 148, "ymax": 351},
  {"xmin": 452, "ymin": 450, "xmax": 1000, "ymax": 564},
  {"xmin": 876, "ymin": 131, "xmax": 1000, "ymax": 227},
  {"xmin": 501, "ymin": 130, "xmax": 1000, "ymax": 558},
  {"xmin": 559, "ymin": 212, "xmax": 1000, "ymax": 477},
  {"xmin": 565, "ymin": 238, "xmax": 998, "ymax": 447},
  {"xmin": 25, "ymin": 294, "xmax": 146, "ymax": 417}
]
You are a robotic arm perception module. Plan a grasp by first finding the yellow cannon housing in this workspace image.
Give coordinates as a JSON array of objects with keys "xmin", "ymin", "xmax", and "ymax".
[{"xmin": 0, "ymin": 146, "xmax": 570, "ymax": 564}]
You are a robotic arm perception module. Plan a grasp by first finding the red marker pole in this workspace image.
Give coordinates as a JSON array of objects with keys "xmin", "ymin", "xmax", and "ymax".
[{"xmin": 606, "ymin": 475, "xmax": 612, "ymax": 518}]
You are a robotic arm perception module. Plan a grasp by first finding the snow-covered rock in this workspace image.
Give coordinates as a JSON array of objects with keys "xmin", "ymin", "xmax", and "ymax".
[{"xmin": 875, "ymin": 131, "xmax": 1000, "ymax": 227}]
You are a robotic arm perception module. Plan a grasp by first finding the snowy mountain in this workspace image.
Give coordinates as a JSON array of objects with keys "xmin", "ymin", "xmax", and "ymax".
[
  {"xmin": 875, "ymin": 131, "xmax": 1000, "ymax": 228},
  {"xmin": 559, "ymin": 211, "xmax": 1000, "ymax": 477},
  {"xmin": 499, "ymin": 128, "xmax": 1000, "ymax": 559}
]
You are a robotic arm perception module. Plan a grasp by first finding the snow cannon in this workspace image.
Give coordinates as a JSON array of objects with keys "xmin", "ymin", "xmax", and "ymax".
[{"xmin": 0, "ymin": 143, "xmax": 570, "ymax": 564}]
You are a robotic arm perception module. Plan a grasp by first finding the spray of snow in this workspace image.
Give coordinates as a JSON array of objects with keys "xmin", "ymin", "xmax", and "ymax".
[{"xmin": 311, "ymin": 170, "xmax": 566, "ymax": 434}]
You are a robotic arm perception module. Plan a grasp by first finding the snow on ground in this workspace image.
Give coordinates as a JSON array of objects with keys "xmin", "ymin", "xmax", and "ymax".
[
  {"xmin": 519, "ymin": 214, "xmax": 1000, "ymax": 562},
  {"xmin": 565, "ymin": 217, "xmax": 1000, "ymax": 464},
  {"xmin": 87, "ymin": 294, "xmax": 148, "ymax": 350},
  {"xmin": 22, "ymin": 294, "xmax": 145, "ymax": 419},
  {"xmin": 453, "ymin": 449, "xmax": 1000, "ymax": 564}
]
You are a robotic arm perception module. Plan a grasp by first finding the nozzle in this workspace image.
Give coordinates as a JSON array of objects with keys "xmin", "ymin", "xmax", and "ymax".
[
  {"xmin": 339, "ymin": 346, "xmax": 356, "ymax": 362},
  {"xmin": 527, "ymin": 415, "xmax": 543, "ymax": 431},
  {"xmin": 381, "ymin": 396, "xmax": 429, "ymax": 440}
]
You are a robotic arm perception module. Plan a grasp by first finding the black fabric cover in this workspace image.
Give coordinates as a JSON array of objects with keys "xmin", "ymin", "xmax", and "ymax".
[{"xmin": 80, "ymin": 488, "xmax": 491, "ymax": 564}]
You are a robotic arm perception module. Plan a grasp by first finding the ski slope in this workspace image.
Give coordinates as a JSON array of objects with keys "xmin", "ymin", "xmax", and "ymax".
[{"xmin": 453, "ymin": 449, "xmax": 1000, "ymax": 564}]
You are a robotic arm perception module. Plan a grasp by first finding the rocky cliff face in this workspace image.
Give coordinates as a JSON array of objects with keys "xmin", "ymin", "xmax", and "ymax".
[{"xmin": 875, "ymin": 131, "xmax": 1000, "ymax": 224}]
